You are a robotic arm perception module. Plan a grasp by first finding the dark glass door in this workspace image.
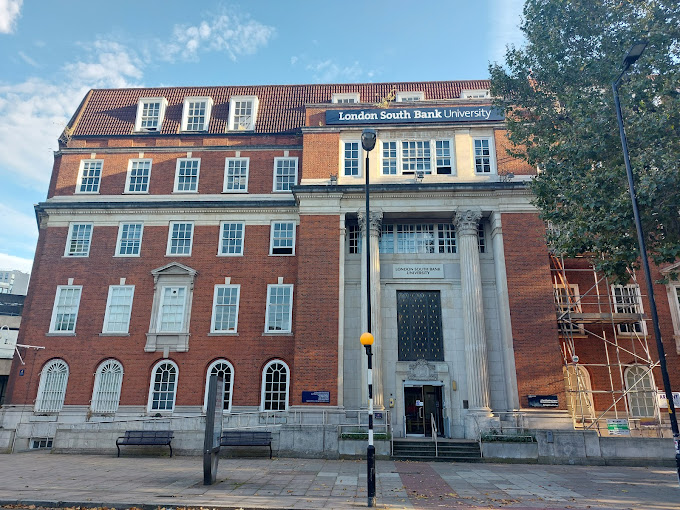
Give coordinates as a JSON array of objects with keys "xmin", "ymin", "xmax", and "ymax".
[
  {"xmin": 404, "ymin": 386, "xmax": 425, "ymax": 435},
  {"xmin": 423, "ymin": 385, "xmax": 444, "ymax": 437}
]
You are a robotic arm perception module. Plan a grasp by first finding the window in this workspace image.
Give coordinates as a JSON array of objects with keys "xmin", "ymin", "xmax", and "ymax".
[
  {"xmin": 273, "ymin": 157, "xmax": 298, "ymax": 192},
  {"xmin": 348, "ymin": 224, "xmax": 361, "ymax": 254},
  {"xmin": 49, "ymin": 286, "xmax": 82, "ymax": 333},
  {"xmin": 563, "ymin": 365, "xmax": 595, "ymax": 422},
  {"xmin": 332, "ymin": 92, "xmax": 360, "ymax": 104},
  {"xmin": 473, "ymin": 138, "xmax": 495, "ymax": 174},
  {"xmin": 224, "ymin": 158, "xmax": 249, "ymax": 192},
  {"xmin": 270, "ymin": 222, "xmax": 295, "ymax": 255},
  {"xmin": 135, "ymin": 97, "xmax": 168, "ymax": 132},
  {"xmin": 204, "ymin": 360, "xmax": 234, "ymax": 412},
  {"xmin": 35, "ymin": 359, "xmax": 69, "ymax": 412},
  {"xmin": 343, "ymin": 141, "xmax": 361, "ymax": 176},
  {"xmin": 381, "ymin": 138, "xmax": 455, "ymax": 176},
  {"xmin": 125, "ymin": 159, "xmax": 152, "ymax": 193},
  {"xmin": 158, "ymin": 286, "xmax": 187, "ymax": 332},
  {"xmin": 261, "ymin": 360, "xmax": 289, "ymax": 411},
  {"xmin": 396, "ymin": 91, "xmax": 424, "ymax": 102},
  {"xmin": 553, "ymin": 284, "xmax": 583, "ymax": 335},
  {"xmin": 461, "ymin": 89, "xmax": 490, "ymax": 99},
  {"xmin": 219, "ymin": 222, "xmax": 244, "ymax": 256},
  {"xmin": 265, "ymin": 284, "xmax": 293, "ymax": 333},
  {"xmin": 65, "ymin": 223, "xmax": 92, "ymax": 257},
  {"xmin": 211, "ymin": 285, "xmax": 240, "ymax": 333},
  {"xmin": 102, "ymin": 285, "xmax": 134, "ymax": 334},
  {"xmin": 91, "ymin": 359, "xmax": 123, "ymax": 413},
  {"xmin": 379, "ymin": 223, "xmax": 456, "ymax": 254},
  {"xmin": 625, "ymin": 365, "xmax": 657, "ymax": 418},
  {"xmin": 115, "ymin": 223, "xmax": 143, "ymax": 257},
  {"xmin": 478, "ymin": 223, "xmax": 486, "ymax": 253},
  {"xmin": 174, "ymin": 158, "xmax": 200, "ymax": 192},
  {"xmin": 167, "ymin": 222, "xmax": 194, "ymax": 256},
  {"xmin": 612, "ymin": 284, "xmax": 646, "ymax": 335},
  {"xmin": 148, "ymin": 360, "xmax": 178, "ymax": 412},
  {"xmin": 181, "ymin": 96, "xmax": 212, "ymax": 131},
  {"xmin": 228, "ymin": 96, "xmax": 259, "ymax": 131},
  {"xmin": 77, "ymin": 160, "xmax": 102, "ymax": 193},
  {"xmin": 30, "ymin": 438, "xmax": 54, "ymax": 449}
]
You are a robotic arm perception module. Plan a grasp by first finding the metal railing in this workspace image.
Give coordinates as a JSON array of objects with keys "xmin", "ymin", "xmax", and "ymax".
[{"xmin": 431, "ymin": 413, "xmax": 438, "ymax": 457}]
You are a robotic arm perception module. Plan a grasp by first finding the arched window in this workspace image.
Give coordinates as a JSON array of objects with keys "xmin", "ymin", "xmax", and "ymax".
[
  {"xmin": 261, "ymin": 360, "xmax": 289, "ymax": 411},
  {"xmin": 91, "ymin": 359, "xmax": 124, "ymax": 413},
  {"xmin": 563, "ymin": 365, "xmax": 595, "ymax": 423},
  {"xmin": 148, "ymin": 360, "xmax": 178, "ymax": 412},
  {"xmin": 35, "ymin": 359, "xmax": 69, "ymax": 412},
  {"xmin": 625, "ymin": 365, "xmax": 657, "ymax": 418},
  {"xmin": 204, "ymin": 359, "xmax": 234, "ymax": 412}
]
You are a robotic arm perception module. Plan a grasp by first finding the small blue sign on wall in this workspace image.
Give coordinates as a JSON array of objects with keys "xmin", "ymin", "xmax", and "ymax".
[
  {"xmin": 19, "ymin": 369, "xmax": 24, "ymax": 376},
  {"xmin": 527, "ymin": 395, "xmax": 559, "ymax": 408},
  {"xmin": 302, "ymin": 391, "xmax": 330, "ymax": 403}
]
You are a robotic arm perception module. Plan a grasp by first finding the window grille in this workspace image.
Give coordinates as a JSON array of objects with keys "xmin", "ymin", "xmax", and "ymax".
[
  {"xmin": 159, "ymin": 287, "xmax": 186, "ymax": 332},
  {"xmin": 91, "ymin": 359, "xmax": 123, "ymax": 413},
  {"xmin": 262, "ymin": 361, "xmax": 289, "ymax": 411},
  {"xmin": 474, "ymin": 139, "xmax": 492, "ymax": 173},
  {"xmin": 271, "ymin": 222, "xmax": 295, "ymax": 255},
  {"xmin": 51, "ymin": 286, "xmax": 81, "ymax": 332},
  {"xmin": 401, "ymin": 141, "xmax": 431, "ymax": 174},
  {"xmin": 127, "ymin": 160, "xmax": 151, "ymax": 192},
  {"xmin": 625, "ymin": 365, "xmax": 657, "ymax": 418},
  {"xmin": 220, "ymin": 223, "xmax": 244, "ymax": 255},
  {"xmin": 168, "ymin": 222, "xmax": 193, "ymax": 255},
  {"xmin": 103, "ymin": 286, "xmax": 134, "ymax": 333},
  {"xmin": 35, "ymin": 360, "xmax": 69, "ymax": 412},
  {"xmin": 344, "ymin": 142, "xmax": 360, "ymax": 176},
  {"xmin": 207, "ymin": 361, "xmax": 233, "ymax": 411},
  {"xmin": 150, "ymin": 361, "xmax": 177, "ymax": 411},
  {"xmin": 274, "ymin": 158, "xmax": 298, "ymax": 191},
  {"xmin": 117, "ymin": 223, "xmax": 143, "ymax": 256},
  {"xmin": 176, "ymin": 159, "xmax": 199, "ymax": 191},
  {"xmin": 224, "ymin": 158, "xmax": 249, "ymax": 191}
]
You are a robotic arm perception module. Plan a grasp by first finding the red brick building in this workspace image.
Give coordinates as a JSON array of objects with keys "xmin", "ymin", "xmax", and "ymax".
[{"xmin": 1, "ymin": 81, "xmax": 678, "ymax": 455}]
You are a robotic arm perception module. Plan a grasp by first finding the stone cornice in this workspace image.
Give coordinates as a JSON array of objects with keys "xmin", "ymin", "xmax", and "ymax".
[{"xmin": 56, "ymin": 144, "xmax": 303, "ymax": 155}]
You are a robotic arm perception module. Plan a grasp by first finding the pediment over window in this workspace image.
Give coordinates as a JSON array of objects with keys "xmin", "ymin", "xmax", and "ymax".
[
  {"xmin": 151, "ymin": 262, "xmax": 197, "ymax": 286},
  {"xmin": 660, "ymin": 261, "xmax": 680, "ymax": 278}
]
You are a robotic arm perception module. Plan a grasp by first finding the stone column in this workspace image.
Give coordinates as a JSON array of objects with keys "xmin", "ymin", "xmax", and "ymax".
[
  {"xmin": 358, "ymin": 209, "xmax": 384, "ymax": 409},
  {"xmin": 454, "ymin": 209, "xmax": 492, "ymax": 413}
]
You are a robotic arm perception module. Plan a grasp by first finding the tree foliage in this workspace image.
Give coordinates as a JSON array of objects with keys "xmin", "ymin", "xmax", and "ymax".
[{"xmin": 489, "ymin": 0, "xmax": 680, "ymax": 281}]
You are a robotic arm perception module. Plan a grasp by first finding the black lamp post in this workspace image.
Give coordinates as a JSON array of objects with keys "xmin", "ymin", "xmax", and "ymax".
[
  {"xmin": 612, "ymin": 41, "xmax": 680, "ymax": 484},
  {"xmin": 360, "ymin": 128, "xmax": 377, "ymax": 507}
]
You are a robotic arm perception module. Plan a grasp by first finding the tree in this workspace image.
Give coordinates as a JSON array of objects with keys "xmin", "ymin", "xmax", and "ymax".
[{"xmin": 489, "ymin": 0, "xmax": 680, "ymax": 280}]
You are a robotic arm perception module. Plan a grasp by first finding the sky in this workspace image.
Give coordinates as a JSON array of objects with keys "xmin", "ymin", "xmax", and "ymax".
[{"xmin": 0, "ymin": 0, "xmax": 525, "ymax": 273}]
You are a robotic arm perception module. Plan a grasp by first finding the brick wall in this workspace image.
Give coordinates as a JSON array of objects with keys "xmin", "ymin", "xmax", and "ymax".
[
  {"xmin": 301, "ymin": 133, "xmax": 339, "ymax": 180},
  {"xmin": 494, "ymin": 129, "xmax": 535, "ymax": 176}
]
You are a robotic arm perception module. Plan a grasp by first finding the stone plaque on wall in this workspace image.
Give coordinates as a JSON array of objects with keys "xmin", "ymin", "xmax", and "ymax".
[{"xmin": 393, "ymin": 264, "xmax": 444, "ymax": 279}]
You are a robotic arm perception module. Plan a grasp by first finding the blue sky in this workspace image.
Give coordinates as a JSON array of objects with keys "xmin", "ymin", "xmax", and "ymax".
[{"xmin": 0, "ymin": 0, "xmax": 525, "ymax": 273}]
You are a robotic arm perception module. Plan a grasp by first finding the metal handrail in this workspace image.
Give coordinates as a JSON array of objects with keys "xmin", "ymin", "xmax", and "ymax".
[{"xmin": 431, "ymin": 413, "xmax": 438, "ymax": 457}]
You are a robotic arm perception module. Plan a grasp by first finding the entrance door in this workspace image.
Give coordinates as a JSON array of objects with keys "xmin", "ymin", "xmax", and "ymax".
[{"xmin": 404, "ymin": 385, "xmax": 444, "ymax": 437}]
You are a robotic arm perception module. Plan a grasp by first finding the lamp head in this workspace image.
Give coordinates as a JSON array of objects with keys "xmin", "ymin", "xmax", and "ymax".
[
  {"xmin": 622, "ymin": 41, "xmax": 648, "ymax": 68},
  {"xmin": 360, "ymin": 332, "xmax": 374, "ymax": 346},
  {"xmin": 361, "ymin": 129, "xmax": 377, "ymax": 152}
]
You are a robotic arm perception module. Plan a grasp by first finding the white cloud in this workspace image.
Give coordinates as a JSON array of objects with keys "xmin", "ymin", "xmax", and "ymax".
[
  {"xmin": 17, "ymin": 50, "xmax": 38, "ymax": 68},
  {"xmin": 160, "ymin": 13, "xmax": 276, "ymax": 62},
  {"xmin": 0, "ymin": 0, "xmax": 22, "ymax": 34},
  {"xmin": 0, "ymin": 204, "xmax": 37, "ymax": 270},
  {"xmin": 306, "ymin": 59, "xmax": 364, "ymax": 83},
  {"xmin": 0, "ymin": 253, "xmax": 33, "ymax": 273},
  {"xmin": 489, "ymin": 0, "xmax": 526, "ymax": 65},
  {"xmin": 65, "ymin": 40, "xmax": 144, "ymax": 88},
  {"xmin": 290, "ymin": 56, "xmax": 298, "ymax": 66}
]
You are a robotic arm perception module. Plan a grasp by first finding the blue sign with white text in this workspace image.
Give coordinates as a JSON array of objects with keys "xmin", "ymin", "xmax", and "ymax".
[
  {"xmin": 302, "ymin": 391, "xmax": 331, "ymax": 403},
  {"xmin": 325, "ymin": 106, "xmax": 503, "ymax": 125}
]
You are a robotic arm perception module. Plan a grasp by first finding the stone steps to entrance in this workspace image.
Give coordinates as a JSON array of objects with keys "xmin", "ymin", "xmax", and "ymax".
[{"xmin": 392, "ymin": 438, "xmax": 482, "ymax": 462}]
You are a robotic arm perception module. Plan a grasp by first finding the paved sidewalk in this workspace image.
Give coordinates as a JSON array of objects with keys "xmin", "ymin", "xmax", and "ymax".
[{"xmin": 0, "ymin": 452, "xmax": 677, "ymax": 509}]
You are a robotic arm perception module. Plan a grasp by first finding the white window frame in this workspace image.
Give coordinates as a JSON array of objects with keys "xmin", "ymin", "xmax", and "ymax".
[
  {"xmin": 115, "ymin": 222, "xmax": 144, "ymax": 257},
  {"xmin": 35, "ymin": 359, "xmax": 69, "ymax": 413},
  {"xmin": 332, "ymin": 92, "xmax": 360, "ymax": 104},
  {"xmin": 49, "ymin": 285, "xmax": 82, "ymax": 334},
  {"xmin": 260, "ymin": 359, "xmax": 290, "ymax": 411},
  {"xmin": 76, "ymin": 159, "xmax": 103, "ymax": 194},
  {"xmin": 134, "ymin": 97, "xmax": 168, "ymax": 132},
  {"xmin": 166, "ymin": 221, "xmax": 194, "ymax": 256},
  {"xmin": 269, "ymin": 221, "xmax": 296, "ymax": 256},
  {"xmin": 228, "ymin": 95, "xmax": 259, "ymax": 131},
  {"xmin": 273, "ymin": 157, "xmax": 298, "ymax": 192},
  {"xmin": 553, "ymin": 283, "xmax": 584, "ymax": 335},
  {"xmin": 341, "ymin": 140, "xmax": 362, "ymax": 177},
  {"xmin": 218, "ymin": 221, "xmax": 245, "ymax": 256},
  {"xmin": 102, "ymin": 285, "xmax": 135, "ymax": 334},
  {"xmin": 125, "ymin": 159, "xmax": 152, "ymax": 194},
  {"xmin": 210, "ymin": 284, "xmax": 241, "ymax": 333},
  {"xmin": 624, "ymin": 365, "xmax": 657, "ymax": 418},
  {"xmin": 396, "ymin": 91, "xmax": 424, "ymax": 102},
  {"xmin": 611, "ymin": 284, "xmax": 647, "ymax": 335},
  {"xmin": 223, "ymin": 157, "xmax": 250, "ymax": 193},
  {"xmin": 461, "ymin": 89, "xmax": 490, "ymax": 99},
  {"xmin": 472, "ymin": 137, "xmax": 497, "ymax": 175},
  {"xmin": 64, "ymin": 223, "xmax": 93, "ymax": 257},
  {"xmin": 380, "ymin": 138, "xmax": 456, "ymax": 176},
  {"xmin": 173, "ymin": 158, "xmax": 201, "ymax": 193},
  {"xmin": 181, "ymin": 96, "xmax": 213, "ymax": 132},
  {"xmin": 264, "ymin": 284, "xmax": 294, "ymax": 333},
  {"xmin": 203, "ymin": 359, "xmax": 235, "ymax": 412},
  {"xmin": 147, "ymin": 360, "xmax": 179, "ymax": 412},
  {"xmin": 157, "ymin": 286, "xmax": 188, "ymax": 333},
  {"xmin": 91, "ymin": 359, "xmax": 124, "ymax": 413}
]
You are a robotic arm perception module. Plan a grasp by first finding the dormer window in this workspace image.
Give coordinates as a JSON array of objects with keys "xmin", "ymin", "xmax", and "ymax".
[
  {"xmin": 181, "ymin": 96, "xmax": 213, "ymax": 132},
  {"xmin": 396, "ymin": 91, "xmax": 424, "ymax": 102},
  {"xmin": 228, "ymin": 96, "xmax": 259, "ymax": 131},
  {"xmin": 461, "ymin": 89, "xmax": 490, "ymax": 99},
  {"xmin": 135, "ymin": 98, "xmax": 168, "ymax": 132},
  {"xmin": 332, "ymin": 93, "xmax": 360, "ymax": 104}
]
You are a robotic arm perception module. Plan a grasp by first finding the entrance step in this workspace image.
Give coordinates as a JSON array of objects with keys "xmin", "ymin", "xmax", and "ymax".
[{"xmin": 392, "ymin": 438, "xmax": 482, "ymax": 462}]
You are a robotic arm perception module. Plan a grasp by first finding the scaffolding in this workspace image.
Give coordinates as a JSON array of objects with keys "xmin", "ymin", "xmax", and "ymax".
[{"xmin": 550, "ymin": 254, "xmax": 668, "ymax": 437}]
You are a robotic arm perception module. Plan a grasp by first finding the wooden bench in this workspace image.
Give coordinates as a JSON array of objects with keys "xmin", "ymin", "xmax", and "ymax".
[
  {"xmin": 116, "ymin": 430, "xmax": 174, "ymax": 457},
  {"xmin": 221, "ymin": 430, "xmax": 273, "ymax": 458}
]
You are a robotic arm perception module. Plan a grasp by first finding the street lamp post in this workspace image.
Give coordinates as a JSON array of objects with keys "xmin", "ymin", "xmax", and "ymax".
[
  {"xmin": 360, "ymin": 128, "xmax": 377, "ymax": 507},
  {"xmin": 612, "ymin": 41, "xmax": 680, "ymax": 485}
]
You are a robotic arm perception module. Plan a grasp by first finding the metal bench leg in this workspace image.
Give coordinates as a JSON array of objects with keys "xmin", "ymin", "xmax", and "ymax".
[
  {"xmin": 169, "ymin": 443, "xmax": 173, "ymax": 457},
  {"xmin": 269, "ymin": 444, "xmax": 272, "ymax": 459},
  {"xmin": 117, "ymin": 444, "xmax": 121, "ymax": 457}
]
